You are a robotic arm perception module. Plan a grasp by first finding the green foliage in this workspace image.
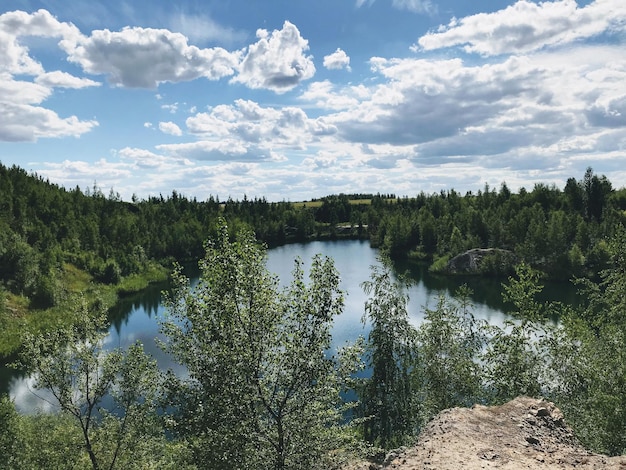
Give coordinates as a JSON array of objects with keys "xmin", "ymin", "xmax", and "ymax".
[
  {"xmin": 100, "ymin": 259, "xmax": 122, "ymax": 284},
  {"xmin": 0, "ymin": 396, "xmax": 23, "ymax": 470},
  {"xmin": 359, "ymin": 263, "xmax": 419, "ymax": 448},
  {"xmin": 482, "ymin": 264, "xmax": 549, "ymax": 403},
  {"xmin": 428, "ymin": 254, "xmax": 450, "ymax": 273},
  {"xmin": 15, "ymin": 412, "xmax": 87, "ymax": 470},
  {"xmin": 545, "ymin": 228, "xmax": 626, "ymax": 455},
  {"xmin": 418, "ymin": 286, "xmax": 486, "ymax": 421},
  {"xmin": 4, "ymin": 159, "xmax": 626, "ymax": 463},
  {"xmin": 14, "ymin": 299, "xmax": 162, "ymax": 470},
  {"xmin": 478, "ymin": 250, "xmax": 517, "ymax": 277},
  {"xmin": 0, "ymin": 397, "xmax": 193, "ymax": 470},
  {"xmin": 0, "ymin": 161, "xmax": 623, "ymax": 329},
  {"xmin": 161, "ymin": 220, "xmax": 360, "ymax": 470}
]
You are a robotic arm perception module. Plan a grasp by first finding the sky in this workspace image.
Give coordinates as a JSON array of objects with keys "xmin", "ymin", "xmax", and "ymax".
[{"xmin": 1, "ymin": 0, "xmax": 625, "ymax": 202}]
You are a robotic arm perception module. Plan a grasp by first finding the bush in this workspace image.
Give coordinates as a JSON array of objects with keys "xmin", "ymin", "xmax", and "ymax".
[
  {"xmin": 100, "ymin": 260, "xmax": 122, "ymax": 284},
  {"xmin": 428, "ymin": 254, "xmax": 450, "ymax": 273},
  {"xmin": 30, "ymin": 273, "xmax": 62, "ymax": 309}
]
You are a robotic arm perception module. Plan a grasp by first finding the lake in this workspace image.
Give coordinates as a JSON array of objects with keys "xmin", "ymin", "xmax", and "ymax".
[{"xmin": 3, "ymin": 239, "xmax": 578, "ymax": 412}]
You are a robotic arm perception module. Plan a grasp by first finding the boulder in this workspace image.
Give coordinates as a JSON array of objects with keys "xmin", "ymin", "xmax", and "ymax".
[{"xmin": 445, "ymin": 248, "xmax": 517, "ymax": 275}]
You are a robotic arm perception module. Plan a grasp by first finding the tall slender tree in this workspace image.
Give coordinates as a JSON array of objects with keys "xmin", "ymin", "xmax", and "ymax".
[
  {"xmin": 161, "ymin": 219, "xmax": 360, "ymax": 470},
  {"xmin": 359, "ymin": 263, "xmax": 419, "ymax": 448}
]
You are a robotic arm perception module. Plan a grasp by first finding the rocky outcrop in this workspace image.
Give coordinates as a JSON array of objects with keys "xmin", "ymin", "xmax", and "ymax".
[
  {"xmin": 445, "ymin": 248, "xmax": 517, "ymax": 275},
  {"xmin": 347, "ymin": 397, "xmax": 626, "ymax": 469}
]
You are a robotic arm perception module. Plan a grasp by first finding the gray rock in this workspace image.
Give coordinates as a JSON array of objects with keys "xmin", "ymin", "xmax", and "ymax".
[{"xmin": 445, "ymin": 248, "xmax": 517, "ymax": 274}]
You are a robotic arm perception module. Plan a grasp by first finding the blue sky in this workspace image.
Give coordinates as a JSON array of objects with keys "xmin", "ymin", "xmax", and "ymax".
[{"xmin": 1, "ymin": 0, "xmax": 624, "ymax": 201}]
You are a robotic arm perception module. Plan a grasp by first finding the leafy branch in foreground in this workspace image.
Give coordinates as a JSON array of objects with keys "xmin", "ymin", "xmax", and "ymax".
[
  {"xmin": 14, "ymin": 298, "xmax": 162, "ymax": 470},
  {"xmin": 161, "ymin": 219, "xmax": 361, "ymax": 470}
]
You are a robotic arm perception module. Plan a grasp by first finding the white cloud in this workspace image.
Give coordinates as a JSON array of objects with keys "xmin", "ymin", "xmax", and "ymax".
[
  {"xmin": 0, "ymin": 75, "xmax": 51, "ymax": 104},
  {"xmin": 3, "ymin": 5, "xmax": 626, "ymax": 200},
  {"xmin": 35, "ymin": 71, "xmax": 100, "ymax": 89},
  {"xmin": 186, "ymin": 99, "xmax": 329, "ymax": 148},
  {"xmin": 300, "ymin": 80, "xmax": 370, "ymax": 110},
  {"xmin": 157, "ymin": 140, "xmax": 285, "ymax": 162},
  {"xmin": 118, "ymin": 147, "xmax": 190, "ymax": 168},
  {"xmin": 0, "ymin": 102, "xmax": 98, "ymax": 141},
  {"xmin": 416, "ymin": 0, "xmax": 626, "ymax": 56},
  {"xmin": 0, "ymin": 10, "xmax": 98, "ymax": 141},
  {"xmin": 161, "ymin": 103, "xmax": 179, "ymax": 114},
  {"xmin": 0, "ymin": 9, "xmax": 79, "ymax": 38},
  {"xmin": 0, "ymin": 9, "xmax": 82, "ymax": 75},
  {"xmin": 232, "ymin": 21, "xmax": 315, "ymax": 93},
  {"xmin": 323, "ymin": 48, "xmax": 351, "ymax": 71},
  {"xmin": 66, "ymin": 26, "xmax": 241, "ymax": 88},
  {"xmin": 159, "ymin": 121, "xmax": 183, "ymax": 136},
  {"xmin": 314, "ymin": 42, "xmax": 626, "ymax": 174}
]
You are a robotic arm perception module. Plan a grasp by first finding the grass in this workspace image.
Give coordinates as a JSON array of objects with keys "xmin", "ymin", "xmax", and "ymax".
[
  {"xmin": 117, "ymin": 263, "xmax": 168, "ymax": 296},
  {"xmin": 0, "ymin": 262, "xmax": 169, "ymax": 357}
]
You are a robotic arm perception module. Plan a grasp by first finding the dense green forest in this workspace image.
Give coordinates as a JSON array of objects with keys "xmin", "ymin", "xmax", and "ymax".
[
  {"xmin": 1, "ymin": 161, "xmax": 625, "ymax": 354},
  {"xmin": 2, "ymin": 161, "xmax": 626, "ymax": 467},
  {"xmin": 2, "ymin": 219, "xmax": 626, "ymax": 469}
]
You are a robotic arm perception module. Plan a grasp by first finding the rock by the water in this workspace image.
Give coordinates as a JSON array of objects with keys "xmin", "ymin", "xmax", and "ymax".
[{"xmin": 445, "ymin": 248, "xmax": 517, "ymax": 274}]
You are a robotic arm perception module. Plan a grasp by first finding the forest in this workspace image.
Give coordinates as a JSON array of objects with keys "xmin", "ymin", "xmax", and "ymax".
[
  {"xmin": 1, "ymin": 162, "xmax": 626, "ymax": 469},
  {"xmin": 1, "ymin": 161, "xmax": 625, "ymax": 313}
]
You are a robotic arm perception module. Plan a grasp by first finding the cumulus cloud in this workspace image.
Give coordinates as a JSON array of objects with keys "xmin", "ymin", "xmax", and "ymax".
[
  {"xmin": 186, "ymin": 99, "xmax": 331, "ymax": 147},
  {"xmin": 1, "ymin": 9, "xmax": 316, "ymax": 96},
  {"xmin": 416, "ymin": 0, "xmax": 626, "ymax": 56},
  {"xmin": 316, "ymin": 41, "xmax": 626, "ymax": 174},
  {"xmin": 0, "ymin": 10, "xmax": 99, "ymax": 141},
  {"xmin": 0, "ymin": 102, "xmax": 98, "ymax": 142},
  {"xmin": 159, "ymin": 121, "xmax": 183, "ymax": 136},
  {"xmin": 232, "ymin": 21, "xmax": 315, "ymax": 93},
  {"xmin": 0, "ymin": 77, "xmax": 51, "ymax": 105},
  {"xmin": 323, "ymin": 48, "xmax": 351, "ymax": 71},
  {"xmin": 157, "ymin": 140, "xmax": 285, "ymax": 162},
  {"xmin": 300, "ymin": 80, "xmax": 370, "ymax": 110},
  {"xmin": 327, "ymin": 56, "xmax": 547, "ymax": 145},
  {"xmin": 118, "ymin": 147, "xmax": 190, "ymax": 168},
  {"xmin": 65, "ymin": 26, "xmax": 241, "ymax": 88},
  {"xmin": 0, "ymin": 9, "xmax": 81, "ymax": 77}
]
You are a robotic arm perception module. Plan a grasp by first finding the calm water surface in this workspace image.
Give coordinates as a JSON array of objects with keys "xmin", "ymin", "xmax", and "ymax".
[{"xmin": 4, "ymin": 240, "xmax": 577, "ymax": 412}]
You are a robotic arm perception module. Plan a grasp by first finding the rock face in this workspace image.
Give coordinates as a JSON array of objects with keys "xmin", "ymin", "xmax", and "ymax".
[
  {"xmin": 445, "ymin": 248, "xmax": 516, "ymax": 274},
  {"xmin": 348, "ymin": 397, "xmax": 626, "ymax": 469}
]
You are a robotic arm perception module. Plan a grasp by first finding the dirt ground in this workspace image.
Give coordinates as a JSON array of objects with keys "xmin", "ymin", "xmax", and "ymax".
[{"xmin": 348, "ymin": 397, "xmax": 626, "ymax": 469}]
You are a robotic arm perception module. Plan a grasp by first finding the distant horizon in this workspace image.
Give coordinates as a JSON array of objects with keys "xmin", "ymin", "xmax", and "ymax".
[
  {"xmin": 1, "ymin": 1, "xmax": 625, "ymax": 202},
  {"xmin": 6, "ymin": 158, "xmax": 619, "ymax": 205}
]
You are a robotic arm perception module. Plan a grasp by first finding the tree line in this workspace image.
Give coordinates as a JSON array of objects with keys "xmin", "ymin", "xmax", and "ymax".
[
  {"xmin": 2, "ymin": 220, "xmax": 626, "ymax": 469},
  {"xmin": 2, "ymin": 162, "xmax": 625, "ymax": 310},
  {"xmin": 2, "ymin": 160, "xmax": 625, "ymax": 356}
]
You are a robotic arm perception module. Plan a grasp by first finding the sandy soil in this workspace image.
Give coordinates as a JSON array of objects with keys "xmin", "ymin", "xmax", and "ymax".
[{"xmin": 347, "ymin": 397, "xmax": 626, "ymax": 469}]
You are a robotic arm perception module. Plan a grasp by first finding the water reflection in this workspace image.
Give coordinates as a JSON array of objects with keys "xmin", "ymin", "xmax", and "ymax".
[{"xmin": 4, "ymin": 240, "xmax": 579, "ymax": 412}]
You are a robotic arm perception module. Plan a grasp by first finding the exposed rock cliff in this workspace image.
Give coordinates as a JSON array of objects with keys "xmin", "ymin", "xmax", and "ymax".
[
  {"xmin": 445, "ymin": 248, "xmax": 517, "ymax": 275},
  {"xmin": 348, "ymin": 397, "xmax": 626, "ymax": 469}
]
